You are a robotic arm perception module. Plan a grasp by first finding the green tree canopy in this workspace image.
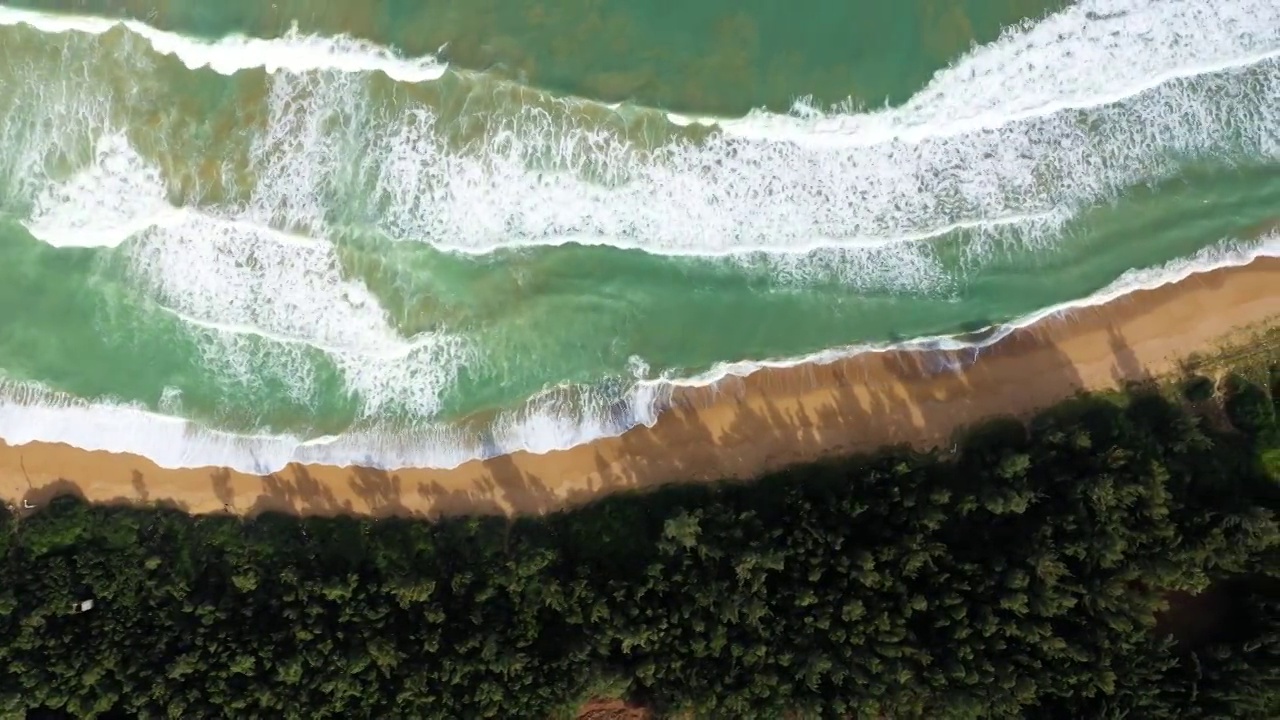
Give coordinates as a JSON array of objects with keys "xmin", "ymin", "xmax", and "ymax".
[{"xmin": 1, "ymin": 385, "xmax": 1277, "ymax": 718}]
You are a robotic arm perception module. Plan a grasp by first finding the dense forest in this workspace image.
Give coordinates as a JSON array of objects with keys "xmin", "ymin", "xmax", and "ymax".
[{"xmin": 1, "ymin": 368, "xmax": 1279, "ymax": 719}]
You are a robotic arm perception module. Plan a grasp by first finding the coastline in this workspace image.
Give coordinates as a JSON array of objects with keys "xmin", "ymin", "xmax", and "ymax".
[{"xmin": 3, "ymin": 256, "xmax": 1278, "ymax": 518}]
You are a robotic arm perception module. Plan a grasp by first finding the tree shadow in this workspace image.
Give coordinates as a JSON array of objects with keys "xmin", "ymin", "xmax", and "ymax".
[
  {"xmin": 245, "ymin": 464, "xmax": 348, "ymax": 517},
  {"xmin": 551, "ymin": 308, "xmax": 1168, "ymax": 518},
  {"xmin": 473, "ymin": 450, "xmax": 559, "ymax": 517},
  {"xmin": 414, "ymin": 476, "xmax": 507, "ymax": 518},
  {"xmin": 211, "ymin": 467, "xmax": 235, "ymax": 511},
  {"xmin": 16, "ymin": 470, "xmax": 190, "ymax": 517},
  {"xmin": 205, "ymin": 305, "xmax": 1178, "ymax": 520},
  {"xmin": 20, "ymin": 477, "xmax": 87, "ymax": 516},
  {"xmin": 131, "ymin": 470, "xmax": 149, "ymax": 504},
  {"xmin": 347, "ymin": 466, "xmax": 410, "ymax": 518}
]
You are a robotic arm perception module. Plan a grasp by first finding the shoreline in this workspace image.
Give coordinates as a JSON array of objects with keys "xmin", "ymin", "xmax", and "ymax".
[
  {"xmin": 4, "ymin": 238, "xmax": 1275, "ymax": 475},
  {"xmin": 3, "ymin": 256, "xmax": 1278, "ymax": 518}
]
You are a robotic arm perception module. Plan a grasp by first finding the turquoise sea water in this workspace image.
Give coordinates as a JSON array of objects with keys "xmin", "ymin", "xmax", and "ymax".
[{"xmin": 0, "ymin": 0, "xmax": 1277, "ymax": 471}]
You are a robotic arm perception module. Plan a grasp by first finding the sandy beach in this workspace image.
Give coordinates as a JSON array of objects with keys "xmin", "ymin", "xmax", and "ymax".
[{"xmin": 3, "ymin": 257, "xmax": 1278, "ymax": 518}]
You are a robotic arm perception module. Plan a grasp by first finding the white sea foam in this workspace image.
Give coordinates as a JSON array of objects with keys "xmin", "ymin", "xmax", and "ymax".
[
  {"xmin": 6, "ymin": 1, "xmax": 1279, "ymax": 268},
  {"xmin": 24, "ymin": 134, "xmax": 181, "ymax": 248},
  {"xmin": 21, "ymin": 130, "xmax": 465, "ymax": 420},
  {"xmin": 0, "ymin": 235, "xmax": 1274, "ymax": 473},
  {"xmin": 256, "ymin": 45, "xmax": 1279, "ymax": 265},
  {"xmin": 0, "ymin": 6, "xmax": 445, "ymax": 82},
  {"xmin": 1, "ymin": 89, "xmax": 470, "ymax": 419},
  {"xmin": 0, "ymin": 375, "xmax": 662, "ymax": 473},
  {"xmin": 715, "ymin": 0, "xmax": 1280, "ymax": 148},
  {"xmin": 125, "ymin": 209, "xmax": 473, "ymax": 420}
]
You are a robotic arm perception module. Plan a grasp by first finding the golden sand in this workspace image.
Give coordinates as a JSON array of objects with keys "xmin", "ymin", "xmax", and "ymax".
[{"xmin": 3, "ymin": 258, "xmax": 1278, "ymax": 518}]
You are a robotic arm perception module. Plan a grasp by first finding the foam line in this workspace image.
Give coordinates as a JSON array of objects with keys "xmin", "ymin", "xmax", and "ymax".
[
  {"xmin": 669, "ymin": 234, "xmax": 1280, "ymax": 388},
  {"xmin": 158, "ymin": 306, "xmax": 444, "ymax": 361},
  {"xmin": 0, "ymin": 7, "xmax": 446, "ymax": 82}
]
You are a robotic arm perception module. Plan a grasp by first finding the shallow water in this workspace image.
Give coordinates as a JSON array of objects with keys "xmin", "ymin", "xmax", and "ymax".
[{"xmin": 0, "ymin": 0, "xmax": 1277, "ymax": 471}]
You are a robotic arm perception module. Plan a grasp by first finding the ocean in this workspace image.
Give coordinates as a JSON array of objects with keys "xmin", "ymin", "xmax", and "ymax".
[{"xmin": 0, "ymin": 0, "xmax": 1277, "ymax": 472}]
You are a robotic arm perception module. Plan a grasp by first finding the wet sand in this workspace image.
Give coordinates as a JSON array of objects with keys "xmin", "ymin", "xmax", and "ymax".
[{"xmin": 3, "ymin": 257, "xmax": 1278, "ymax": 518}]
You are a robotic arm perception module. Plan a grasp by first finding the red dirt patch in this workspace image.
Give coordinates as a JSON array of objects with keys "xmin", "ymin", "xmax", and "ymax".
[{"xmin": 576, "ymin": 698, "xmax": 651, "ymax": 720}]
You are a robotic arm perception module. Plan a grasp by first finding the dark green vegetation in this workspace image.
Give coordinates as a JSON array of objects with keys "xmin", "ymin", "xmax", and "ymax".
[
  {"xmin": 1182, "ymin": 373, "xmax": 1216, "ymax": 402},
  {"xmin": 2, "ymin": 375, "xmax": 1279, "ymax": 719}
]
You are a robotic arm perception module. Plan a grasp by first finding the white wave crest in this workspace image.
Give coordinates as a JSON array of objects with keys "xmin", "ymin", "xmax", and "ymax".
[
  {"xmin": 126, "ymin": 208, "xmax": 472, "ymax": 420},
  {"xmin": 7, "ymin": 0, "xmax": 1279, "ymax": 269},
  {"xmin": 716, "ymin": 0, "xmax": 1280, "ymax": 147},
  {"xmin": 281, "ymin": 58, "xmax": 1278, "ymax": 262},
  {"xmin": 672, "ymin": 233, "xmax": 1280, "ymax": 387},
  {"xmin": 0, "ymin": 6, "xmax": 445, "ymax": 82},
  {"xmin": 24, "ymin": 134, "xmax": 180, "ymax": 248},
  {"xmin": 0, "ymin": 374, "xmax": 667, "ymax": 474}
]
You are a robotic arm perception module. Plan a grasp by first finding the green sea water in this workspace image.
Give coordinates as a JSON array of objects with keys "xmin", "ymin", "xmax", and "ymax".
[
  {"xmin": 5, "ymin": 0, "xmax": 1069, "ymax": 114},
  {"xmin": 0, "ymin": 0, "xmax": 1276, "ymax": 470}
]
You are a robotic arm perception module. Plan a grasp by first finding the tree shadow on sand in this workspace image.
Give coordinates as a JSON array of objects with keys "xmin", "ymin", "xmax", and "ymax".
[
  {"xmin": 8, "ymin": 306, "xmax": 1179, "ymax": 524},
  {"xmin": 17, "ymin": 472, "xmax": 190, "ymax": 518},
  {"xmin": 286, "ymin": 312, "xmax": 1159, "ymax": 518},
  {"xmin": 1, "ymin": 312, "xmax": 1203, "ymax": 524},
  {"xmin": 411, "ymin": 312, "xmax": 1161, "ymax": 518}
]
